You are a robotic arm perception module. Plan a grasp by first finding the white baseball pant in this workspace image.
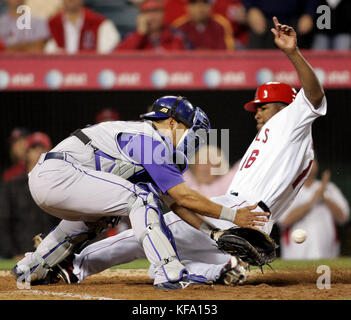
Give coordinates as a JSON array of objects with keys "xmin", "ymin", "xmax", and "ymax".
[{"xmin": 72, "ymin": 194, "xmax": 268, "ymax": 282}]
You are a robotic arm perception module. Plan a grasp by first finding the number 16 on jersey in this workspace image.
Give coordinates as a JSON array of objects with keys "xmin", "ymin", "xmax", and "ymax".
[{"xmin": 240, "ymin": 149, "xmax": 259, "ymax": 170}]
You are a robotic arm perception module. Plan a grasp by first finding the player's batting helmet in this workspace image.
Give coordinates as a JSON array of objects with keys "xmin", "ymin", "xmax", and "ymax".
[
  {"xmin": 244, "ymin": 82, "xmax": 297, "ymax": 112},
  {"xmin": 140, "ymin": 96, "xmax": 196, "ymax": 128}
]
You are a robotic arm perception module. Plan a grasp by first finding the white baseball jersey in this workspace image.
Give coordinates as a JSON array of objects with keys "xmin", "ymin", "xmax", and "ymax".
[
  {"xmin": 227, "ymin": 88, "xmax": 327, "ymax": 224},
  {"xmin": 279, "ymin": 181, "xmax": 349, "ymax": 260}
]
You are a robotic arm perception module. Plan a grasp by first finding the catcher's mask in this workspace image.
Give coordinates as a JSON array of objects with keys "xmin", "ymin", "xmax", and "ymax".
[{"xmin": 176, "ymin": 106, "xmax": 211, "ymax": 159}]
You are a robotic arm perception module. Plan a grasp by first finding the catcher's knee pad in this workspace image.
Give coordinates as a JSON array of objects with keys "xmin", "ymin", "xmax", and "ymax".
[{"xmin": 15, "ymin": 225, "xmax": 89, "ymax": 283}]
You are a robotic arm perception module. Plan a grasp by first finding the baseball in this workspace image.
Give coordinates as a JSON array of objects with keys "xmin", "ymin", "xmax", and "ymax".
[{"xmin": 292, "ymin": 229, "xmax": 307, "ymax": 244}]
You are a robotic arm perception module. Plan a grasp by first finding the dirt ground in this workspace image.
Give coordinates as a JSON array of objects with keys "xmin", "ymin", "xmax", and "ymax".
[{"xmin": 1, "ymin": 268, "xmax": 350, "ymax": 300}]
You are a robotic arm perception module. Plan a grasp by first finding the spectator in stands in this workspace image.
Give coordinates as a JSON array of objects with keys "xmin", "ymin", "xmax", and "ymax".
[
  {"xmin": 0, "ymin": 0, "xmax": 50, "ymax": 52},
  {"xmin": 172, "ymin": 0, "xmax": 234, "ymax": 50},
  {"xmin": 163, "ymin": 0, "xmax": 187, "ymax": 26},
  {"xmin": 312, "ymin": 0, "xmax": 351, "ymax": 50},
  {"xmin": 0, "ymin": 132, "xmax": 59, "ymax": 259},
  {"xmin": 241, "ymin": 0, "xmax": 320, "ymax": 49},
  {"xmin": 184, "ymin": 144, "xmax": 239, "ymax": 198},
  {"xmin": 0, "ymin": 38, "xmax": 5, "ymax": 51},
  {"xmin": 0, "ymin": 0, "xmax": 7, "ymax": 15},
  {"xmin": 2, "ymin": 127, "xmax": 30, "ymax": 183},
  {"xmin": 45, "ymin": 0, "xmax": 121, "ymax": 54},
  {"xmin": 95, "ymin": 108, "xmax": 121, "ymax": 123},
  {"xmin": 117, "ymin": 0, "xmax": 187, "ymax": 51},
  {"xmin": 278, "ymin": 159, "xmax": 349, "ymax": 260},
  {"xmin": 26, "ymin": 0, "xmax": 62, "ymax": 19},
  {"xmin": 163, "ymin": 0, "xmax": 247, "ymax": 49},
  {"xmin": 212, "ymin": 0, "xmax": 249, "ymax": 49},
  {"xmin": 84, "ymin": 0, "xmax": 140, "ymax": 39}
]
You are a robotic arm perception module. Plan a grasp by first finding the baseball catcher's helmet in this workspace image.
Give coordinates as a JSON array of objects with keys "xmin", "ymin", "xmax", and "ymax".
[
  {"xmin": 141, "ymin": 96, "xmax": 211, "ymax": 156},
  {"xmin": 244, "ymin": 82, "xmax": 297, "ymax": 112},
  {"xmin": 140, "ymin": 96, "xmax": 196, "ymax": 128},
  {"xmin": 179, "ymin": 106, "xmax": 211, "ymax": 155}
]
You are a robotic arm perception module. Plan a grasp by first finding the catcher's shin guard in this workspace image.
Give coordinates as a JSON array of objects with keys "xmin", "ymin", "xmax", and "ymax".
[
  {"xmin": 129, "ymin": 193, "xmax": 186, "ymax": 282},
  {"xmin": 143, "ymin": 220, "xmax": 185, "ymax": 282},
  {"xmin": 13, "ymin": 216, "xmax": 120, "ymax": 285}
]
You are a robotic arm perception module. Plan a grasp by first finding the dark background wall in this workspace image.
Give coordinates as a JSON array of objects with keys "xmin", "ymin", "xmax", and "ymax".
[{"xmin": 1, "ymin": 89, "xmax": 350, "ymax": 254}]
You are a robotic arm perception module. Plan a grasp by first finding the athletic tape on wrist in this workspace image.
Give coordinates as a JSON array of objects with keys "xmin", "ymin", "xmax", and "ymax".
[{"xmin": 219, "ymin": 206, "xmax": 237, "ymax": 223}]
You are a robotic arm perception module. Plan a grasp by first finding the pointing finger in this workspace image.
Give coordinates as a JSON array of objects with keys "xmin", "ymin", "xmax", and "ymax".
[{"xmin": 273, "ymin": 16, "xmax": 280, "ymax": 27}]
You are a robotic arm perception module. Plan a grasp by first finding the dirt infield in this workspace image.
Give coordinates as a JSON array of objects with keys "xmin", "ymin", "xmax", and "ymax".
[{"xmin": 1, "ymin": 268, "xmax": 350, "ymax": 300}]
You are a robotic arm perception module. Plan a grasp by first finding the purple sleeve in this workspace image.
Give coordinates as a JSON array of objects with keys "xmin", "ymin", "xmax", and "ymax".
[{"xmin": 118, "ymin": 134, "xmax": 185, "ymax": 193}]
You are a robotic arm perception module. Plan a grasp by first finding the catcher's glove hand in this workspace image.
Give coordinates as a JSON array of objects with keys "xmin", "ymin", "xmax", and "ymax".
[{"xmin": 211, "ymin": 227, "xmax": 279, "ymax": 267}]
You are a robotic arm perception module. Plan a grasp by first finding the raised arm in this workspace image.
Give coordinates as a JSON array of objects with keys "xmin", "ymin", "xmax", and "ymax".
[{"xmin": 271, "ymin": 16, "xmax": 324, "ymax": 108}]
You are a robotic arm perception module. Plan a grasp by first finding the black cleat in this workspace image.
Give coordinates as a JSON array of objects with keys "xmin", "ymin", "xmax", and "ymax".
[{"xmin": 52, "ymin": 257, "xmax": 79, "ymax": 284}]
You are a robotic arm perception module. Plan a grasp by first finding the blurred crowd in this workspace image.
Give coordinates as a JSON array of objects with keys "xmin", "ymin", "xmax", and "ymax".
[{"xmin": 0, "ymin": 0, "xmax": 350, "ymax": 53}]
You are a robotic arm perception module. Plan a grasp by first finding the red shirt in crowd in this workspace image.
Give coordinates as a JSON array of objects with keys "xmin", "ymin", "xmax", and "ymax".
[
  {"xmin": 2, "ymin": 162, "xmax": 26, "ymax": 182},
  {"xmin": 48, "ymin": 7, "xmax": 106, "ymax": 52},
  {"xmin": 163, "ymin": 0, "xmax": 187, "ymax": 26},
  {"xmin": 0, "ymin": 38, "xmax": 4, "ymax": 51},
  {"xmin": 172, "ymin": 14, "xmax": 234, "ymax": 50},
  {"xmin": 212, "ymin": 0, "xmax": 248, "ymax": 47},
  {"xmin": 163, "ymin": 0, "xmax": 248, "ymax": 48},
  {"xmin": 117, "ymin": 27, "xmax": 186, "ymax": 51}
]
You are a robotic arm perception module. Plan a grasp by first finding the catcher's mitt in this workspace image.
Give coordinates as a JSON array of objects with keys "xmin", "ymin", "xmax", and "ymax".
[{"xmin": 214, "ymin": 228, "xmax": 279, "ymax": 267}]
